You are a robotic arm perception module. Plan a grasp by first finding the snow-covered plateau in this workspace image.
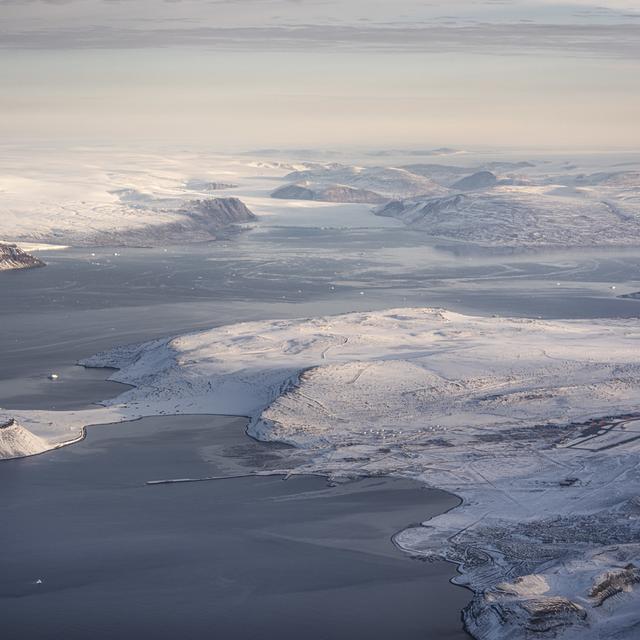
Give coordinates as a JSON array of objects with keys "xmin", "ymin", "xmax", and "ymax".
[
  {"xmin": 2, "ymin": 307, "xmax": 640, "ymax": 639},
  {"xmin": 0, "ymin": 149, "xmax": 261, "ymax": 247}
]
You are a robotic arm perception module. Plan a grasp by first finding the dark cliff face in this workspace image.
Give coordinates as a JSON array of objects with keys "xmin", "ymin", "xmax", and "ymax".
[
  {"xmin": 19, "ymin": 197, "xmax": 258, "ymax": 248},
  {"xmin": 0, "ymin": 243, "xmax": 45, "ymax": 271}
]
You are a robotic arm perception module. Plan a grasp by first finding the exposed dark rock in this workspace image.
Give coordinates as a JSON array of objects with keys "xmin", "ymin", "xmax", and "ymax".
[
  {"xmin": 464, "ymin": 594, "xmax": 587, "ymax": 639},
  {"xmin": 590, "ymin": 564, "xmax": 640, "ymax": 606},
  {"xmin": 0, "ymin": 243, "xmax": 45, "ymax": 271},
  {"xmin": 521, "ymin": 597, "xmax": 587, "ymax": 632}
]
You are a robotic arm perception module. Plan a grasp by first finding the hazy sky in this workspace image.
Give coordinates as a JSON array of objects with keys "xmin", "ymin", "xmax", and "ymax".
[{"xmin": 1, "ymin": 0, "xmax": 639, "ymax": 150}]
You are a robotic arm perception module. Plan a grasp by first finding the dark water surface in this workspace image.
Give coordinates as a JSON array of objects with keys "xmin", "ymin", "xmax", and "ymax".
[
  {"xmin": 1, "ymin": 230, "xmax": 639, "ymax": 405},
  {"xmin": 1, "ymin": 224, "xmax": 639, "ymax": 638},
  {"xmin": 0, "ymin": 415, "xmax": 470, "ymax": 640}
]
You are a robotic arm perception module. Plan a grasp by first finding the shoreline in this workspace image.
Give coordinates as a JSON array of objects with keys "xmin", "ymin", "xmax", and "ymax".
[
  {"xmin": 1, "ymin": 412, "xmax": 471, "ymax": 640},
  {"xmin": 3, "ymin": 306, "xmax": 640, "ymax": 639},
  {"xmin": 2, "ymin": 354, "xmax": 475, "ymax": 634}
]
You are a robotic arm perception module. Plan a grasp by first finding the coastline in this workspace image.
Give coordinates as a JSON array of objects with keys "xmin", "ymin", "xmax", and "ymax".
[
  {"xmin": 1, "ymin": 353, "xmax": 474, "ymax": 635},
  {"xmin": 3, "ymin": 306, "xmax": 640, "ymax": 638},
  {"xmin": 1, "ymin": 411, "xmax": 471, "ymax": 639}
]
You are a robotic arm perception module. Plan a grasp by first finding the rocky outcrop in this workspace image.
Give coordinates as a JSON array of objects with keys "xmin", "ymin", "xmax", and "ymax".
[
  {"xmin": 271, "ymin": 182, "xmax": 388, "ymax": 204},
  {"xmin": 590, "ymin": 564, "xmax": 640, "ymax": 606},
  {"xmin": 464, "ymin": 592, "xmax": 588, "ymax": 638},
  {"xmin": 0, "ymin": 243, "xmax": 45, "ymax": 271},
  {"xmin": 0, "ymin": 419, "xmax": 50, "ymax": 459}
]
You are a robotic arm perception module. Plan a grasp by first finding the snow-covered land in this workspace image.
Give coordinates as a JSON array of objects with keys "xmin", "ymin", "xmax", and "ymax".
[
  {"xmin": 1, "ymin": 193, "xmax": 255, "ymax": 248},
  {"xmin": 1, "ymin": 147, "xmax": 639, "ymax": 250},
  {"xmin": 375, "ymin": 188, "xmax": 640, "ymax": 248},
  {"xmin": 3, "ymin": 307, "xmax": 640, "ymax": 638},
  {"xmin": 273, "ymin": 159, "xmax": 640, "ymax": 248},
  {"xmin": 0, "ymin": 148, "xmax": 261, "ymax": 247}
]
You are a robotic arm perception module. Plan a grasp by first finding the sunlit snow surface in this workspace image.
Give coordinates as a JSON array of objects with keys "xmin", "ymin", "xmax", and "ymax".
[
  {"xmin": 1, "ymin": 146, "xmax": 640, "ymax": 249},
  {"xmin": 3, "ymin": 307, "xmax": 640, "ymax": 638}
]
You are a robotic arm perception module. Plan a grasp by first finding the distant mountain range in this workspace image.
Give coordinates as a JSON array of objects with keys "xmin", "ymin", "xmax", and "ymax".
[{"xmin": 270, "ymin": 160, "xmax": 640, "ymax": 248}]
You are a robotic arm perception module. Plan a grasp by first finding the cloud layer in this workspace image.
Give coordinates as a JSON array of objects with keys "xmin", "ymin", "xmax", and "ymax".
[
  {"xmin": 1, "ymin": 0, "xmax": 639, "ymax": 58},
  {"xmin": 0, "ymin": 23, "xmax": 639, "ymax": 58}
]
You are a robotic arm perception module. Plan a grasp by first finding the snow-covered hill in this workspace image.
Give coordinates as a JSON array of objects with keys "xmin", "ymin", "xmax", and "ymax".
[{"xmin": 376, "ymin": 187, "xmax": 640, "ymax": 248}]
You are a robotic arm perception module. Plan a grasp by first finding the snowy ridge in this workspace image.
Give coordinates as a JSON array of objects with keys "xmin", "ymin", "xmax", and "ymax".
[{"xmin": 5, "ymin": 307, "xmax": 640, "ymax": 638}]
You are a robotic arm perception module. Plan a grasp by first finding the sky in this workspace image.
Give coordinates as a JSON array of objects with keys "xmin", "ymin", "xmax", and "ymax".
[{"xmin": 1, "ymin": 0, "xmax": 639, "ymax": 150}]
